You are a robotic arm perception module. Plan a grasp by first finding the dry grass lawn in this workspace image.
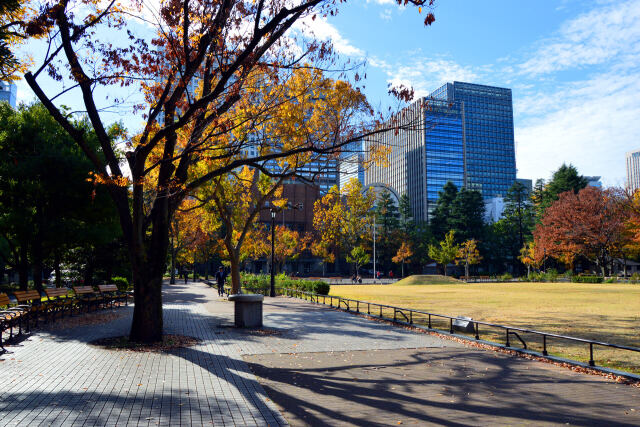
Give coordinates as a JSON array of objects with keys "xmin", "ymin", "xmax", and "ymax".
[{"xmin": 329, "ymin": 280, "xmax": 640, "ymax": 374}]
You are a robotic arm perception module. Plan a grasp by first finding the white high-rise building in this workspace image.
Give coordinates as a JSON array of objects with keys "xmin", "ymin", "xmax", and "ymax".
[
  {"xmin": 626, "ymin": 149, "xmax": 640, "ymax": 192},
  {"xmin": 0, "ymin": 82, "xmax": 17, "ymax": 107},
  {"xmin": 338, "ymin": 153, "xmax": 364, "ymax": 190}
]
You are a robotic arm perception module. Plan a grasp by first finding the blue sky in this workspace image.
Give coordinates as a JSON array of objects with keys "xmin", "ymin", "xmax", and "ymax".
[
  {"xmin": 15, "ymin": 0, "xmax": 640, "ymax": 186},
  {"xmin": 296, "ymin": 0, "xmax": 640, "ymax": 186}
]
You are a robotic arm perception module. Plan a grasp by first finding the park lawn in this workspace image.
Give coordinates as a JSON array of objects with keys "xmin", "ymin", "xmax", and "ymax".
[{"xmin": 329, "ymin": 281, "xmax": 640, "ymax": 374}]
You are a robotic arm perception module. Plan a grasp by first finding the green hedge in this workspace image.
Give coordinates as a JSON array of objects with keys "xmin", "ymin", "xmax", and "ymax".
[
  {"xmin": 111, "ymin": 276, "xmax": 131, "ymax": 291},
  {"xmin": 239, "ymin": 272, "xmax": 330, "ymax": 295},
  {"xmin": 571, "ymin": 275, "xmax": 603, "ymax": 283}
]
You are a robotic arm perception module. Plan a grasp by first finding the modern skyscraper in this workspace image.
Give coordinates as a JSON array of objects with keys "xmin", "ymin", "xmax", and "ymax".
[
  {"xmin": 626, "ymin": 149, "xmax": 640, "ymax": 192},
  {"xmin": 338, "ymin": 153, "xmax": 365, "ymax": 190},
  {"xmin": 430, "ymin": 82, "xmax": 516, "ymax": 199},
  {"xmin": 0, "ymin": 82, "xmax": 17, "ymax": 108},
  {"xmin": 365, "ymin": 81, "xmax": 516, "ymax": 223}
]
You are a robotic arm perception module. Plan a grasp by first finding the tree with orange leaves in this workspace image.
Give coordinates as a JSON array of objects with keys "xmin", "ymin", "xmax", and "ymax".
[
  {"xmin": 21, "ymin": 0, "xmax": 437, "ymax": 342},
  {"xmin": 533, "ymin": 186, "xmax": 626, "ymax": 276},
  {"xmin": 392, "ymin": 241, "xmax": 413, "ymax": 278}
]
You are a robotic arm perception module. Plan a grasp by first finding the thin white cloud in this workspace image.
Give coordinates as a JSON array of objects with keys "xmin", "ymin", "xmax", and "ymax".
[
  {"xmin": 519, "ymin": 0, "xmax": 640, "ymax": 76},
  {"xmin": 379, "ymin": 9, "xmax": 393, "ymax": 21},
  {"xmin": 374, "ymin": 56, "xmax": 479, "ymax": 97},
  {"xmin": 513, "ymin": 0, "xmax": 640, "ymax": 186},
  {"xmin": 516, "ymin": 72, "xmax": 640, "ymax": 187},
  {"xmin": 294, "ymin": 15, "xmax": 364, "ymax": 57}
]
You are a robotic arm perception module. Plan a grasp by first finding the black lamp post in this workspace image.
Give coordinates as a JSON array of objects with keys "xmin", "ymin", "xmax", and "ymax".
[
  {"xmin": 268, "ymin": 202, "xmax": 303, "ymax": 297},
  {"xmin": 270, "ymin": 209, "xmax": 276, "ymax": 297}
]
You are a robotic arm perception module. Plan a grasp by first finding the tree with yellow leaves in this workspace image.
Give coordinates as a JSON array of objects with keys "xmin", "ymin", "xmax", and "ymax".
[
  {"xmin": 169, "ymin": 198, "xmax": 220, "ymax": 283},
  {"xmin": 518, "ymin": 241, "xmax": 543, "ymax": 277},
  {"xmin": 392, "ymin": 242, "xmax": 413, "ymax": 278},
  {"xmin": 21, "ymin": 0, "xmax": 436, "ymax": 342},
  {"xmin": 312, "ymin": 179, "xmax": 375, "ymax": 272},
  {"xmin": 456, "ymin": 239, "xmax": 482, "ymax": 279},
  {"xmin": 198, "ymin": 166, "xmax": 286, "ymax": 294}
]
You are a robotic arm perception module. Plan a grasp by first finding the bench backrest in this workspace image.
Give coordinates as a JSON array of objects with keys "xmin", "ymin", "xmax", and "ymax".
[
  {"xmin": 13, "ymin": 290, "xmax": 42, "ymax": 303},
  {"xmin": 98, "ymin": 284, "xmax": 119, "ymax": 293},
  {"xmin": 0, "ymin": 292, "xmax": 13, "ymax": 307},
  {"xmin": 72, "ymin": 286, "xmax": 95, "ymax": 295},
  {"xmin": 44, "ymin": 288, "xmax": 71, "ymax": 299}
]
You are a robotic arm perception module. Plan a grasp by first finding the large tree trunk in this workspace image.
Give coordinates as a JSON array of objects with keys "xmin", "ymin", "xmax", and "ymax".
[
  {"xmin": 229, "ymin": 249, "xmax": 241, "ymax": 294},
  {"xmin": 129, "ymin": 267, "xmax": 164, "ymax": 343},
  {"xmin": 128, "ymin": 184, "xmax": 170, "ymax": 343}
]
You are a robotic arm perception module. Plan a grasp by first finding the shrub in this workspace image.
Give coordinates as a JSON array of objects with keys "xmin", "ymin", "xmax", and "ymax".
[
  {"xmin": 310, "ymin": 280, "xmax": 330, "ymax": 295},
  {"xmin": 499, "ymin": 273, "xmax": 513, "ymax": 282},
  {"xmin": 111, "ymin": 276, "xmax": 131, "ymax": 291},
  {"xmin": 543, "ymin": 268, "xmax": 559, "ymax": 283},
  {"xmin": 237, "ymin": 273, "xmax": 329, "ymax": 295},
  {"xmin": 630, "ymin": 272, "xmax": 640, "ymax": 284},
  {"xmin": 603, "ymin": 277, "xmax": 617, "ymax": 284},
  {"xmin": 527, "ymin": 272, "xmax": 542, "ymax": 282},
  {"xmin": 571, "ymin": 275, "xmax": 603, "ymax": 283}
]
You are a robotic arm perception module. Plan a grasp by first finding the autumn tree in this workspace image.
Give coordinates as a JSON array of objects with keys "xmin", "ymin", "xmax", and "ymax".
[
  {"xmin": 392, "ymin": 241, "xmax": 412, "ymax": 278},
  {"xmin": 0, "ymin": 0, "xmax": 32, "ymax": 81},
  {"xmin": 428, "ymin": 230, "xmax": 459, "ymax": 276},
  {"xmin": 518, "ymin": 241, "xmax": 542, "ymax": 277},
  {"xmin": 21, "ymin": 0, "xmax": 436, "ymax": 342},
  {"xmin": 533, "ymin": 187, "xmax": 625, "ymax": 276},
  {"xmin": 456, "ymin": 239, "xmax": 481, "ymax": 279},
  {"xmin": 169, "ymin": 198, "xmax": 218, "ymax": 284},
  {"xmin": 313, "ymin": 179, "xmax": 375, "ymax": 271}
]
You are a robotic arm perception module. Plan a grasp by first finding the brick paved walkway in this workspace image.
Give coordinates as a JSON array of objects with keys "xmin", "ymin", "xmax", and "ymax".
[
  {"xmin": 1, "ymin": 282, "xmax": 639, "ymax": 426},
  {"xmin": 0, "ymin": 282, "xmax": 286, "ymax": 426}
]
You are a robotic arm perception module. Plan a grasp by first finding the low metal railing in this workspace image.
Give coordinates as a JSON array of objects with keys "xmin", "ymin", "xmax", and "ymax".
[{"xmin": 281, "ymin": 288, "xmax": 640, "ymax": 371}]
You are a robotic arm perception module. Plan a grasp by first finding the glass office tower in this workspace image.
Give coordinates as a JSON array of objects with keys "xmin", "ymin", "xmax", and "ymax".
[
  {"xmin": 424, "ymin": 99, "xmax": 464, "ymax": 217},
  {"xmin": 431, "ymin": 82, "xmax": 516, "ymax": 199}
]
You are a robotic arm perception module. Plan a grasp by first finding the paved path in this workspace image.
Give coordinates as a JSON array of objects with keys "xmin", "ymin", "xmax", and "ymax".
[
  {"xmin": 0, "ymin": 282, "xmax": 286, "ymax": 426},
  {"xmin": 1, "ymin": 281, "xmax": 639, "ymax": 426}
]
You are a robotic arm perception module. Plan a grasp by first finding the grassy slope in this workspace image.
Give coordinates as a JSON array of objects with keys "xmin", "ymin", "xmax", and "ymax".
[
  {"xmin": 393, "ymin": 275, "xmax": 461, "ymax": 286},
  {"xmin": 330, "ymin": 282, "xmax": 640, "ymax": 373}
]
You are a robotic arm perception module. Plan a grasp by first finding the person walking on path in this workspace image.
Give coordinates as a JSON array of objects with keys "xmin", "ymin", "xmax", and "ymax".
[{"xmin": 215, "ymin": 266, "xmax": 227, "ymax": 296}]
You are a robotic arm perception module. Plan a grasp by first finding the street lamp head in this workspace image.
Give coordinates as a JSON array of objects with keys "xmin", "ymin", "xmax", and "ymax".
[{"xmin": 271, "ymin": 210, "xmax": 276, "ymax": 219}]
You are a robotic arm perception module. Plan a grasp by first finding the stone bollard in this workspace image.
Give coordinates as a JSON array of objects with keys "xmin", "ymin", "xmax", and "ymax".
[{"xmin": 228, "ymin": 294, "xmax": 264, "ymax": 328}]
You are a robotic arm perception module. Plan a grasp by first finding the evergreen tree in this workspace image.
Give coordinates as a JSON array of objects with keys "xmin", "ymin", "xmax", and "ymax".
[
  {"xmin": 541, "ymin": 164, "xmax": 588, "ymax": 214},
  {"xmin": 430, "ymin": 181, "xmax": 458, "ymax": 240},
  {"xmin": 375, "ymin": 190, "xmax": 400, "ymax": 273},
  {"xmin": 531, "ymin": 178, "xmax": 546, "ymax": 219},
  {"xmin": 398, "ymin": 193, "xmax": 413, "ymax": 234},
  {"xmin": 0, "ymin": 103, "xmax": 121, "ymax": 289},
  {"xmin": 501, "ymin": 181, "xmax": 535, "ymax": 275},
  {"xmin": 449, "ymin": 188, "xmax": 485, "ymax": 242}
]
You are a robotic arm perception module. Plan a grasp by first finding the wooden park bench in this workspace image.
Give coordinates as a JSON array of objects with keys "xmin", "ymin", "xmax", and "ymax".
[
  {"xmin": 72, "ymin": 286, "xmax": 102, "ymax": 312},
  {"xmin": 98, "ymin": 284, "xmax": 128, "ymax": 307},
  {"xmin": 0, "ymin": 293, "xmax": 29, "ymax": 352},
  {"xmin": 43, "ymin": 287, "xmax": 75, "ymax": 321},
  {"xmin": 13, "ymin": 290, "xmax": 46, "ymax": 328}
]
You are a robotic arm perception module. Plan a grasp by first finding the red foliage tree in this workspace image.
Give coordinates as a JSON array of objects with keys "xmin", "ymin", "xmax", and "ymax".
[{"xmin": 533, "ymin": 186, "xmax": 626, "ymax": 276}]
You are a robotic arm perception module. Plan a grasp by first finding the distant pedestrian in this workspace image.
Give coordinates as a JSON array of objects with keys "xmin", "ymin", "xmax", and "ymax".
[
  {"xmin": 389, "ymin": 270, "xmax": 393, "ymax": 279},
  {"xmin": 215, "ymin": 266, "xmax": 227, "ymax": 296}
]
